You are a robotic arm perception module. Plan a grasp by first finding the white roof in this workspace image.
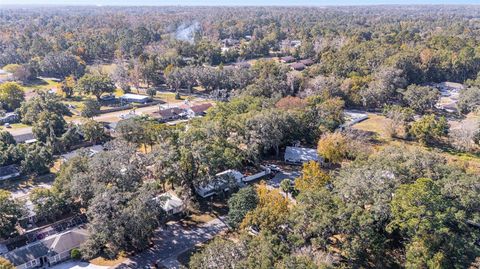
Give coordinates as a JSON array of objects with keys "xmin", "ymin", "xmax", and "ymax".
[
  {"xmin": 216, "ymin": 169, "xmax": 243, "ymax": 181},
  {"xmin": 284, "ymin": 146, "xmax": 320, "ymax": 163},
  {"xmin": 156, "ymin": 192, "xmax": 184, "ymax": 212},
  {"xmin": 120, "ymin": 93, "xmax": 150, "ymax": 100}
]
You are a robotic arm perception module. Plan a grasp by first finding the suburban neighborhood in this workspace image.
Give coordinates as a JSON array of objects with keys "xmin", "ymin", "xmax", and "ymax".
[{"xmin": 0, "ymin": 3, "xmax": 480, "ymax": 269}]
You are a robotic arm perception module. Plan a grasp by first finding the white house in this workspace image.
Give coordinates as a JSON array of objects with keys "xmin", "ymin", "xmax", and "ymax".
[{"xmin": 195, "ymin": 169, "xmax": 243, "ymax": 198}]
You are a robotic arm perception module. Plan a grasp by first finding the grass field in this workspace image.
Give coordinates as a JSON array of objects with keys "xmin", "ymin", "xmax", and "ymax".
[{"xmin": 353, "ymin": 113, "xmax": 480, "ymax": 172}]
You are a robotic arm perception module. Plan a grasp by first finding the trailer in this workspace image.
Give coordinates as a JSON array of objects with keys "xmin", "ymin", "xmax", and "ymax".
[{"xmin": 242, "ymin": 166, "xmax": 272, "ymax": 182}]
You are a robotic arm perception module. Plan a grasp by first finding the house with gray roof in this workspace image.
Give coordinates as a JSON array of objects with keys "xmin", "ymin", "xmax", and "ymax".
[
  {"xmin": 0, "ymin": 165, "xmax": 20, "ymax": 181},
  {"xmin": 284, "ymin": 146, "xmax": 323, "ymax": 165},
  {"xmin": 1, "ymin": 228, "xmax": 88, "ymax": 269}
]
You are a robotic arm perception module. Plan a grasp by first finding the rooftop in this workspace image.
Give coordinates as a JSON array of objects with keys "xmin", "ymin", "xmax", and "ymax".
[
  {"xmin": 0, "ymin": 165, "xmax": 20, "ymax": 178},
  {"xmin": 13, "ymin": 133, "xmax": 35, "ymax": 144},
  {"xmin": 284, "ymin": 146, "xmax": 321, "ymax": 164},
  {"xmin": 2, "ymin": 227, "xmax": 88, "ymax": 266},
  {"xmin": 190, "ymin": 103, "xmax": 213, "ymax": 114},
  {"xmin": 120, "ymin": 93, "xmax": 151, "ymax": 100},
  {"xmin": 155, "ymin": 192, "xmax": 184, "ymax": 213}
]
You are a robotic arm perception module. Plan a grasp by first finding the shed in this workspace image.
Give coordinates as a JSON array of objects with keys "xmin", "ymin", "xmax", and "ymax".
[
  {"xmin": 119, "ymin": 93, "xmax": 151, "ymax": 104},
  {"xmin": 284, "ymin": 146, "xmax": 322, "ymax": 164}
]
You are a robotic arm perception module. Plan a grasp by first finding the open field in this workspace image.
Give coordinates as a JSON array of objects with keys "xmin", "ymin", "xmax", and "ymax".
[{"xmin": 353, "ymin": 113, "xmax": 480, "ymax": 172}]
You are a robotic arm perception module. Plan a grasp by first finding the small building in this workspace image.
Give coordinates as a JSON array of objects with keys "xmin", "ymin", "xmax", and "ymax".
[
  {"xmin": 119, "ymin": 93, "xmax": 151, "ymax": 104},
  {"xmin": 13, "ymin": 133, "xmax": 36, "ymax": 144},
  {"xmin": 1, "ymin": 228, "xmax": 88, "ymax": 269},
  {"xmin": 0, "ymin": 165, "xmax": 20, "ymax": 181},
  {"xmin": 187, "ymin": 103, "xmax": 213, "ymax": 117},
  {"xmin": 300, "ymin": 59, "xmax": 314, "ymax": 66},
  {"xmin": 153, "ymin": 107, "xmax": 187, "ymax": 122},
  {"xmin": 155, "ymin": 192, "xmax": 185, "ymax": 215},
  {"xmin": 284, "ymin": 146, "xmax": 322, "ymax": 164},
  {"xmin": 290, "ymin": 62, "xmax": 306, "ymax": 71},
  {"xmin": 280, "ymin": 56, "xmax": 296, "ymax": 63}
]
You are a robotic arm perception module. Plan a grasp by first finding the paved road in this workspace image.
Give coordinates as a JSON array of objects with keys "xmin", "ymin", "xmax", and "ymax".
[
  {"xmin": 114, "ymin": 217, "xmax": 228, "ymax": 269},
  {"xmin": 268, "ymin": 170, "xmax": 301, "ymax": 188}
]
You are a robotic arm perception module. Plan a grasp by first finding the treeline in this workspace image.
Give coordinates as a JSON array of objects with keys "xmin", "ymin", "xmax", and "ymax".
[{"xmin": 3, "ymin": 6, "xmax": 480, "ymax": 84}]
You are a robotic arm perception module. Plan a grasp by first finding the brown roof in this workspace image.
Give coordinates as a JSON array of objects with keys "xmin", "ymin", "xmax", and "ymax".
[
  {"xmin": 154, "ymin": 107, "xmax": 186, "ymax": 119},
  {"xmin": 190, "ymin": 103, "xmax": 213, "ymax": 114},
  {"xmin": 300, "ymin": 59, "xmax": 314, "ymax": 66},
  {"xmin": 281, "ymin": 56, "xmax": 296, "ymax": 63},
  {"xmin": 290, "ymin": 63, "xmax": 306, "ymax": 71}
]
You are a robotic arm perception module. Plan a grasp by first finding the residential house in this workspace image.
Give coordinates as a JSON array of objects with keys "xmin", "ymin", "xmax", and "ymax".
[
  {"xmin": 186, "ymin": 103, "xmax": 213, "ymax": 118},
  {"xmin": 0, "ymin": 165, "xmax": 20, "ymax": 181},
  {"xmin": 290, "ymin": 62, "xmax": 306, "ymax": 71},
  {"xmin": 155, "ymin": 192, "xmax": 185, "ymax": 215},
  {"xmin": 1, "ymin": 228, "xmax": 88, "ymax": 269},
  {"xmin": 299, "ymin": 59, "xmax": 314, "ymax": 66},
  {"xmin": 280, "ymin": 56, "xmax": 296, "ymax": 63},
  {"xmin": 60, "ymin": 145, "xmax": 105, "ymax": 162},
  {"xmin": 284, "ymin": 146, "xmax": 322, "ymax": 164},
  {"xmin": 195, "ymin": 169, "xmax": 244, "ymax": 198},
  {"xmin": 152, "ymin": 107, "xmax": 187, "ymax": 122}
]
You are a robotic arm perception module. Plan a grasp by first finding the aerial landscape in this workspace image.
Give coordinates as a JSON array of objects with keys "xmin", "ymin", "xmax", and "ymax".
[{"xmin": 0, "ymin": 1, "xmax": 479, "ymax": 269}]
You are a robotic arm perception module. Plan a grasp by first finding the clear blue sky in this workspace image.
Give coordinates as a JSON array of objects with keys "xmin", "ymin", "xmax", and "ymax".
[{"xmin": 1, "ymin": 0, "xmax": 480, "ymax": 6}]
